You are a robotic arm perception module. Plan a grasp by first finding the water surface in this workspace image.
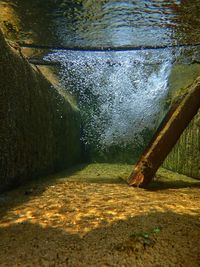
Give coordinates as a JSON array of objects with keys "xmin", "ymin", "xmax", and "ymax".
[{"xmin": 7, "ymin": 0, "xmax": 200, "ymax": 47}]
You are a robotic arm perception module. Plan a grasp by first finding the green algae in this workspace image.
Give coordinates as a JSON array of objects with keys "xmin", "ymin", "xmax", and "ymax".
[{"xmin": 41, "ymin": 163, "xmax": 200, "ymax": 190}]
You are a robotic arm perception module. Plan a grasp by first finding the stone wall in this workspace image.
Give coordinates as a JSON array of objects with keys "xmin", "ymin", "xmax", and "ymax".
[{"xmin": 0, "ymin": 29, "xmax": 81, "ymax": 192}]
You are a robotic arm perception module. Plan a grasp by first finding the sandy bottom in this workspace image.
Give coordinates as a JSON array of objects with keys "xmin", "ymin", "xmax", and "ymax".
[{"xmin": 0, "ymin": 164, "xmax": 199, "ymax": 267}]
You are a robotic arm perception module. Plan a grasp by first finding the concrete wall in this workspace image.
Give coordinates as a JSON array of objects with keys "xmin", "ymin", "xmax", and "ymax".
[
  {"xmin": 163, "ymin": 112, "xmax": 200, "ymax": 179},
  {"xmin": 0, "ymin": 30, "xmax": 81, "ymax": 192},
  {"xmin": 163, "ymin": 64, "xmax": 200, "ymax": 179}
]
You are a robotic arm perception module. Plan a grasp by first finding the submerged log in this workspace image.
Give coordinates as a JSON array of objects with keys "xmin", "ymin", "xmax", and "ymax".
[{"xmin": 128, "ymin": 77, "xmax": 200, "ymax": 187}]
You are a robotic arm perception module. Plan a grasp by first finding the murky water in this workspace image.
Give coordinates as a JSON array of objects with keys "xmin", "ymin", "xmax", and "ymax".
[{"xmin": 5, "ymin": 0, "xmax": 200, "ymax": 162}]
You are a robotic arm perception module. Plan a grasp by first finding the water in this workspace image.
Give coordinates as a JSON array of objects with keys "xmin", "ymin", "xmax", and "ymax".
[
  {"xmin": 6, "ymin": 0, "xmax": 200, "ymax": 162},
  {"xmin": 54, "ymin": 0, "xmax": 200, "ymax": 47},
  {"xmin": 45, "ymin": 49, "xmax": 172, "ymax": 160},
  {"xmin": 55, "ymin": 0, "xmax": 174, "ymax": 47},
  {"xmin": 8, "ymin": 0, "xmax": 200, "ymax": 47},
  {"xmin": 44, "ymin": 0, "xmax": 199, "ymax": 162}
]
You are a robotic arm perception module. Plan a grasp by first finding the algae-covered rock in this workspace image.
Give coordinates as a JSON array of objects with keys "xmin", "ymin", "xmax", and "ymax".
[{"xmin": 0, "ymin": 29, "xmax": 81, "ymax": 192}]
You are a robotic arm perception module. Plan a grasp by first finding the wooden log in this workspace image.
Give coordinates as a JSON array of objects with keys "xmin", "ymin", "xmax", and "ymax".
[{"xmin": 128, "ymin": 77, "xmax": 200, "ymax": 187}]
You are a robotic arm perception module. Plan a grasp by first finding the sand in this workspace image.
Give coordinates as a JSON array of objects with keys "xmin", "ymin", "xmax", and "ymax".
[{"xmin": 0, "ymin": 164, "xmax": 199, "ymax": 267}]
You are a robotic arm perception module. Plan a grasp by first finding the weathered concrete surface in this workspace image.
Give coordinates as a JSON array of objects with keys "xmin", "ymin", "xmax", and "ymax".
[
  {"xmin": 163, "ymin": 64, "xmax": 200, "ymax": 180},
  {"xmin": 0, "ymin": 29, "xmax": 81, "ymax": 192},
  {"xmin": 163, "ymin": 111, "xmax": 200, "ymax": 179}
]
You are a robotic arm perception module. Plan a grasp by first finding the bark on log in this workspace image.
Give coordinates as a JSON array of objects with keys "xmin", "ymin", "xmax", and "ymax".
[{"xmin": 128, "ymin": 77, "xmax": 200, "ymax": 187}]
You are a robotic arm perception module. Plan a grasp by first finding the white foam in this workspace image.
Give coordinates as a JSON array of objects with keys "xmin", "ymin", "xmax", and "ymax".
[{"xmin": 45, "ymin": 49, "xmax": 172, "ymax": 149}]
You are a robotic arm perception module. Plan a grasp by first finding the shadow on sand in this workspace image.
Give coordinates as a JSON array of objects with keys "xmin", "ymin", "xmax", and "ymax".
[{"xmin": 0, "ymin": 211, "xmax": 199, "ymax": 266}]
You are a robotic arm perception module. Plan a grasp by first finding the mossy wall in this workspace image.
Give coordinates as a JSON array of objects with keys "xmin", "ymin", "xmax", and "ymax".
[
  {"xmin": 163, "ymin": 112, "xmax": 200, "ymax": 179},
  {"xmin": 0, "ymin": 29, "xmax": 81, "ymax": 192},
  {"xmin": 163, "ymin": 64, "xmax": 200, "ymax": 179}
]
